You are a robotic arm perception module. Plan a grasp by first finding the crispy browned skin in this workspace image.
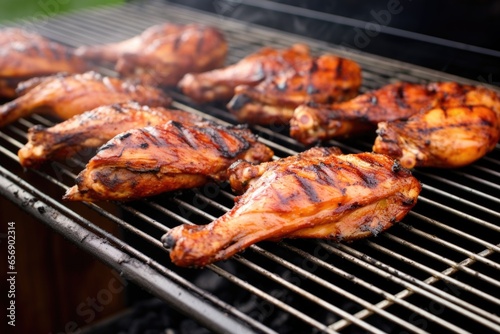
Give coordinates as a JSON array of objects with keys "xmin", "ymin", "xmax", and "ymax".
[
  {"xmin": 178, "ymin": 44, "xmax": 311, "ymax": 104},
  {"xmin": 18, "ymin": 102, "xmax": 203, "ymax": 168},
  {"xmin": 373, "ymin": 83, "xmax": 500, "ymax": 168},
  {"xmin": 0, "ymin": 71, "xmax": 171, "ymax": 127},
  {"xmin": 162, "ymin": 147, "xmax": 421, "ymax": 267},
  {"xmin": 227, "ymin": 53, "xmax": 362, "ymax": 125},
  {"xmin": 373, "ymin": 106, "xmax": 499, "ymax": 169},
  {"xmin": 64, "ymin": 121, "xmax": 274, "ymax": 201},
  {"xmin": 0, "ymin": 28, "xmax": 88, "ymax": 99},
  {"xmin": 290, "ymin": 82, "xmax": 439, "ymax": 145},
  {"xmin": 291, "ymin": 81, "xmax": 500, "ymax": 145},
  {"xmin": 77, "ymin": 23, "xmax": 228, "ymax": 87}
]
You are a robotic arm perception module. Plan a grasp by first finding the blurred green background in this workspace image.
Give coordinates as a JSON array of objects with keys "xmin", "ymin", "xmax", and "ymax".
[{"xmin": 0, "ymin": 0, "xmax": 124, "ymax": 23}]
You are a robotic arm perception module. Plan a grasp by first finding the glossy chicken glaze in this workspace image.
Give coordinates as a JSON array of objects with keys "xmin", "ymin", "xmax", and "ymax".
[
  {"xmin": 373, "ymin": 82, "xmax": 500, "ymax": 168},
  {"xmin": 179, "ymin": 44, "xmax": 312, "ymax": 104},
  {"xmin": 0, "ymin": 28, "xmax": 89, "ymax": 99},
  {"xmin": 77, "ymin": 23, "xmax": 228, "ymax": 87},
  {"xmin": 179, "ymin": 43, "xmax": 362, "ymax": 125},
  {"xmin": 228, "ymin": 50, "xmax": 362, "ymax": 125},
  {"xmin": 291, "ymin": 81, "xmax": 500, "ymax": 146},
  {"xmin": 64, "ymin": 121, "xmax": 273, "ymax": 201},
  {"xmin": 0, "ymin": 71, "xmax": 171, "ymax": 127},
  {"xmin": 163, "ymin": 147, "xmax": 421, "ymax": 267},
  {"xmin": 18, "ymin": 102, "xmax": 203, "ymax": 168}
]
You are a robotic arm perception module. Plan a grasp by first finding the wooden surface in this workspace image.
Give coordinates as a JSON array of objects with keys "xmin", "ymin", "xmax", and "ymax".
[{"xmin": 0, "ymin": 196, "xmax": 126, "ymax": 333}]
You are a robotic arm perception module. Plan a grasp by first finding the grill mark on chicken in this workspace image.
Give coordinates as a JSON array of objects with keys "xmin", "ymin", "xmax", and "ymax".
[
  {"xmin": 170, "ymin": 121, "xmax": 199, "ymax": 150},
  {"xmin": 117, "ymin": 132, "xmax": 132, "ymax": 140},
  {"xmin": 395, "ymin": 84, "xmax": 409, "ymax": 109},
  {"xmin": 0, "ymin": 71, "xmax": 171, "ymax": 127},
  {"xmin": 293, "ymin": 173, "xmax": 321, "ymax": 203},
  {"xmin": 163, "ymin": 148, "xmax": 421, "ymax": 267},
  {"xmin": 138, "ymin": 127, "xmax": 164, "ymax": 147},
  {"xmin": 200, "ymin": 125, "xmax": 251, "ymax": 159},
  {"xmin": 335, "ymin": 57, "xmax": 344, "ymax": 78},
  {"xmin": 64, "ymin": 121, "xmax": 273, "ymax": 201},
  {"xmin": 18, "ymin": 102, "xmax": 204, "ymax": 169},
  {"xmin": 98, "ymin": 142, "xmax": 116, "ymax": 152},
  {"xmin": 306, "ymin": 162, "xmax": 335, "ymax": 186}
]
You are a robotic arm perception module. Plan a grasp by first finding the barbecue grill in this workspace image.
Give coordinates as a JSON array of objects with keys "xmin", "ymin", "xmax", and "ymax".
[{"xmin": 1, "ymin": 1, "xmax": 499, "ymax": 333}]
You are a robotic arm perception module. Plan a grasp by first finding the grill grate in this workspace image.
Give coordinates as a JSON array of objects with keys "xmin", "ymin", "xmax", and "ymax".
[{"xmin": 1, "ymin": 1, "xmax": 499, "ymax": 333}]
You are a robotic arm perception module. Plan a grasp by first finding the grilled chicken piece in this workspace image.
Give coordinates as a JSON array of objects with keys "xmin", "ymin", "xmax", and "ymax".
[
  {"xmin": 0, "ymin": 71, "xmax": 171, "ymax": 127},
  {"xmin": 64, "ymin": 121, "xmax": 274, "ymax": 201},
  {"xmin": 290, "ymin": 81, "xmax": 500, "ymax": 145},
  {"xmin": 162, "ymin": 147, "xmax": 421, "ymax": 267},
  {"xmin": 75, "ymin": 23, "xmax": 184, "ymax": 64},
  {"xmin": 372, "ymin": 83, "xmax": 500, "ymax": 168},
  {"xmin": 18, "ymin": 102, "xmax": 203, "ymax": 168},
  {"xmin": 178, "ymin": 44, "xmax": 312, "ymax": 104},
  {"xmin": 0, "ymin": 28, "xmax": 88, "ymax": 99},
  {"xmin": 290, "ymin": 82, "xmax": 438, "ymax": 145},
  {"xmin": 373, "ymin": 106, "xmax": 499, "ymax": 169},
  {"xmin": 227, "ymin": 53, "xmax": 362, "ymax": 125},
  {"xmin": 76, "ymin": 23, "xmax": 227, "ymax": 87}
]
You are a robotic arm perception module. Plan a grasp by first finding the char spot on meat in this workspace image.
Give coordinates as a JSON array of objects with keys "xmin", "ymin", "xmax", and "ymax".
[
  {"xmin": 118, "ymin": 132, "xmax": 132, "ymax": 140},
  {"xmin": 161, "ymin": 233, "xmax": 176, "ymax": 249},
  {"xmin": 98, "ymin": 142, "xmax": 116, "ymax": 152},
  {"xmin": 395, "ymin": 84, "xmax": 409, "ymax": 109},
  {"xmin": 391, "ymin": 160, "xmax": 401, "ymax": 173},
  {"xmin": 403, "ymin": 197, "xmax": 416, "ymax": 206}
]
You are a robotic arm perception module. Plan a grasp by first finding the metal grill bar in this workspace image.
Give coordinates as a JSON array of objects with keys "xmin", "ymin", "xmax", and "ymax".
[
  {"xmin": 1, "ymin": 1, "xmax": 499, "ymax": 333},
  {"xmin": 323, "ymin": 243, "xmax": 499, "ymax": 331}
]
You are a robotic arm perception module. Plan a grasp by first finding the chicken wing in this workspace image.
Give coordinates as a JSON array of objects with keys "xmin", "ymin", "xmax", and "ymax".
[
  {"xmin": 64, "ymin": 121, "xmax": 274, "ymax": 201},
  {"xmin": 18, "ymin": 102, "xmax": 203, "ymax": 168},
  {"xmin": 0, "ymin": 71, "xmax": 171, "ymax": 127},
  {"xmin": 227, "ymin": 53, "xmax": 362, "ymax": 125},
  {"xmin": 76, "ymin": 23, "xmax": 227, "ymax": 87},
  {"xmin": 162, "ymin": 147, "xmax": 421, "ymax": 267},
  {"xmin": 178, "ymin": 44, "xmax": 311, "ymax": 104},
  {"xmin": 290, "ymin": 81, "xmax": 500, "ymax": 145},
  {"xmin": 0, "ymin": 28, "xmax": 88, "ymax": 99}
]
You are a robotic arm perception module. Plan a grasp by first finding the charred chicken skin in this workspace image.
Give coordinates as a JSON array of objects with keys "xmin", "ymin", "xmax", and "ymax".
[
  {"xmin": 372, "ymin": 82, "xmax": 500, "ymax": 168},
  {"xmin": 290, "ymin": 81, "xmax": 500, "ymax": 145},
  {"xmin": 162, "ymin": 147, "xmax": 421, "ymax": 267},
  {"xmin": 76, "ymin": 23, "xmax": 228, "ymax": 87},
  {"xmin": 18, "ymin": 102, "xmax": 203, "ymax": 168},
  {"xmin": 64, "ymin": 121, "xmax": 274, "ymax": 202},
  {"xmin": 0, "ymin": 71, "xmax": 171, "ymax": 127},
  {"xmin": 227, "ymin": 52, "xmax": 362, "ymax": 125},
  {"xmin": 0, "ymin": 28, "xmax": 88, "ymax": 99}
]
